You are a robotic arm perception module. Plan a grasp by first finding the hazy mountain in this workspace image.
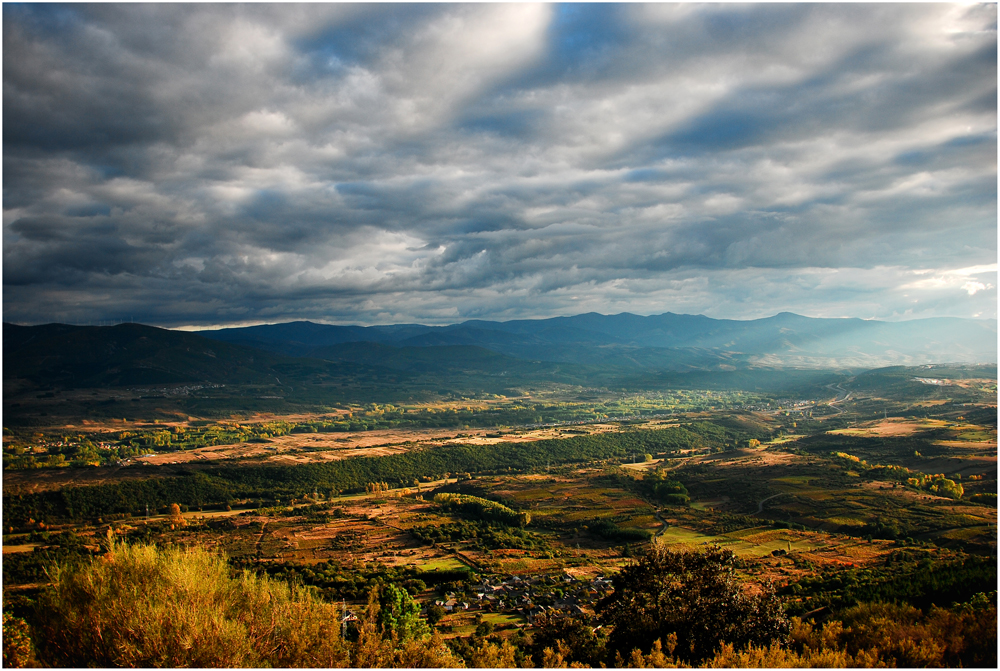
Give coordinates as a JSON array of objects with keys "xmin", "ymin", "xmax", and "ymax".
[
  {"xmin": 199, "ymin": 312, "xmax": 997, "ymax": 369},
  {"xmin": 306, "ymin": 341, "xmax": 570, "ymax": 377},
  {"xmin": 197, "ymin": 321, "xmax": 433, "ymax": 356},
  {"xmin": 5, "ymin": 311, "xmax": 993, "ymax": 396}
]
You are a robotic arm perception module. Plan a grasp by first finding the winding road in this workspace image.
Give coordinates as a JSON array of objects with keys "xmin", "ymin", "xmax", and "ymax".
[
  {"xmin": 755, "ymin": 492, "xmax": 786, "ymax": 514},
  {"xmin": 653, "ymin": 508, "xmax": 669, "ymax": 537},
  {"xmin": 824, "ymin": 383, "xmax": 851, "ymax": 415}
]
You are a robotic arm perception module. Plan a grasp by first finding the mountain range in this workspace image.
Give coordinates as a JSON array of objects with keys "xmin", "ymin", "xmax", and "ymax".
[
  {"xmin": 199, "ymin": 312, "xmax": 997, "ymax": 370},
  {"xmin": 4, "ymin": 312, "xmax": 994, "ymax": 397},
  {"xmin": 4, "ymin": 312, "xmax": 994, "ymax": 424}
]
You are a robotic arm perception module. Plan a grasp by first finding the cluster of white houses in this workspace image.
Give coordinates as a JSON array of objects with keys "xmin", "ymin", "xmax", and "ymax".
[{"xmin": 431, "ymin": 572, "xmax": 616, "ymax": 624}]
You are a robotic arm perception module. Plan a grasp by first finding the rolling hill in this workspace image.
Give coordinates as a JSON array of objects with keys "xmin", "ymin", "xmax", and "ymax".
[{"xmin": 2, "ymin": 322, "xmax": 335, "ymax": 388}]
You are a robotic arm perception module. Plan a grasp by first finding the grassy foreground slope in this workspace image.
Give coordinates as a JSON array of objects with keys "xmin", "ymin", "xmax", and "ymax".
[
  {"xmin": 5, "ymin": 538, "xmax": 995, "ymax": 668},
  {"xmin": 7, "ymin": 538, "xmax": 461, "ymax": 668}
]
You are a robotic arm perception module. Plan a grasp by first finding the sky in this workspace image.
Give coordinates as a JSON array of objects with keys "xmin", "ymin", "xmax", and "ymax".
[{"xmin": 3, "ymin": 3, "xmax": 997, "ymax": 328}]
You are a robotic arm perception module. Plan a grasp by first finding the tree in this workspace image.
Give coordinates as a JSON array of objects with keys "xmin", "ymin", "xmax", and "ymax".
[
  {"xmin": 168, "ymin": 502, "xmax": 185, "ymax": 527},
  {"xmin": 929, "ymin": 477, "xmax": 963, "ymax": 500},
  {"xmin": 425, "ymin": 603, "xmax": 446, "ymax": 627},
  {"xmin": 351, "ymin": 590, "xmax": 460, "ymax": 668},
  {"xmin": 596, "ymin": 544, "xmax": 788, "ymax": 664},
  {"xmin": 644, "ymin": 471, "xmax": 689, "ymax": 506},
  {"xmin": 469, "ymin": 638, "xmax": 518, "ymax": 668},
  {"xmin": 528, "ymin": 612, "xmax": 607, "ymax": 667},
  {"xmin": 375, "ymin": 584, "xmax": 427, "ymax": 641}
]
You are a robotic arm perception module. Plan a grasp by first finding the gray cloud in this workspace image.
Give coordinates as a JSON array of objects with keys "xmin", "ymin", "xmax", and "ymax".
[{"xmin": 3, "ymin": 3, "xmax": 996, "ymax": 328}]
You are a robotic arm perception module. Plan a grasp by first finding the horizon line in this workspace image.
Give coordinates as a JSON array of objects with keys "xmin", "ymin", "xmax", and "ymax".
[{"xmin": 4, "ymin": 310, "xmax": 997, "ymax": 331}]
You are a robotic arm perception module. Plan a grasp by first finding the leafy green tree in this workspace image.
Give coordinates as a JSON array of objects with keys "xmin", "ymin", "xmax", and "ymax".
[
  {"xmin": 376, "ymin": 584, "xmax": 428, "ymax": 641},
  {"xmin": 929, "ymin": 477, "xmax": 964, "ymax": 500},
  {"xmin": 597, "ymin": 544, "xmax": 788, "ymax": 664},
  {"xmin": 353, "ymin": 590, "xmax": 460, "ymax": 668},
  {"xmin": 644, "ymin": 470, "xmax": 690, "ymax": 505}
]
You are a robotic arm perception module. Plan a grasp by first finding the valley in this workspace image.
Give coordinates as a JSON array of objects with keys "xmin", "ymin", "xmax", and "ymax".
[{"xmin": 2, "ymin": 319, "xmax": 996, "ymax": 667}]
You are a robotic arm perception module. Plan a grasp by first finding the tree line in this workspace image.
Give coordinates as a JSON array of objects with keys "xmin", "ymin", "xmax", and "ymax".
[{"xmin": 5, "ymin": 424, "xmax": 758, "ymax": 526}]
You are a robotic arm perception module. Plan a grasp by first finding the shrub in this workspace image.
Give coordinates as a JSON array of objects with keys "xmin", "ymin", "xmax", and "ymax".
[
  {"xmin": 589, "ymin": 518, "xmax": 653, "ymax": 543},
  {"xmin": 969, "ymin": 492, "xmax": 997, "ymax": 506},
  {"xmin": 468, "ymin": 638, "xmax": 518, "ymax": 668},
  {"xmin": 2, "ymin": 612, "xmax": 36, "ymax": 668},
  {"xmin": 30, "ymin": 539, "xmax": 463, "ymax": 668},
  {"xmin": 33, "ymin": 539, "xmax": 350, "ymax": 667},
  {"xmin": 597, "ymin": 544, "xmax": 788, "ymax": 664},
  {"xmin": 643, "ymin": 471, "xmax": 690, "ymax": 506},
  {"xmin": 528, "ymin": 612, "xmax": 607, "ymax": 667},
  {"xmin": 835, "ymin": 600, "xmax": 997, "ymax": 668}
]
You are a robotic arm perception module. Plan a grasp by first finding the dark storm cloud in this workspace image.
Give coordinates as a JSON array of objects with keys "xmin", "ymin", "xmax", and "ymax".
[{"xmin": 3, "ymin": 3, "xmax": 996, "ymax": 327}]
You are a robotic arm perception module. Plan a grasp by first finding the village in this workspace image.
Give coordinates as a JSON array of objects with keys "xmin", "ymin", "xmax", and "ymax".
[{"xmin": 429, "ymin": 572, "xmax": 615, "ymax": 626}]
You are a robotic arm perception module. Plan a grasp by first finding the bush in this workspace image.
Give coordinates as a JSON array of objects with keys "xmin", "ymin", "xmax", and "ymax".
[
  {"xmin": 969, "ymin": 492, "xmax": 997, "ymax": 507},
  {"xmin": 597, "ymin": 544, "xmax": 788, "ymax": 664},
  {"xmin": 589, "ymin": 518, "xmax": 653, "ymax": 543},
  {"xmin": 528, "ymin": 612, "xmax": 607, "ymax": 667},
  {"xmin": 643, "ymin": 471, "xmax": 690, "ymax": 506},
  {"xmin": 32, "ymin": 539, "xmax": 350, "ymax": 667},
  {"xmin": 835, "ymin": 600, "xmax": 997, "ymax": 668},
  {"xmin": 29, "ymin": 539, "xmax": 464, "ymax": 668},
  {"xmin": 2, "ymin": 612, "xmax": 35, "ymax": 668}
]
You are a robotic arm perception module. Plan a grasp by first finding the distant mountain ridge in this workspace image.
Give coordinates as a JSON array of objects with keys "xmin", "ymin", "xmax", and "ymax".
[
  {"xmin": 2, "ymin": 322, "xmax": 319, "ymax": 388},
  {"xmin": 3, "ymin": 314, "xmax": 995, "ymax": 426},
  {"xmin": 3, "ymin": 312, "xmax": 994, "ymax": 396},
  {"xmin": 198, "ymin": 312, "xmax": 997, "ymax": 369},
  {"xmin": 0, "ymin": 322, "xmax": 610, "ymax": 398}
]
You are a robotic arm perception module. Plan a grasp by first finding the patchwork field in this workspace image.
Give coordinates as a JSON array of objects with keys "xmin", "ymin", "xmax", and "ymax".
[{"xmin": 4, "ymin": 375, "xmax": 996, "ymax": 669}]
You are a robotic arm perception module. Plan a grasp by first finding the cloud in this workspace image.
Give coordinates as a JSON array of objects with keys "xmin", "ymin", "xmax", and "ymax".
[
  {"xmin": 963, "ymin": 281, "xmax": 987, "ymax": 296},
  {"xmin": 3, "ymin": 4, "xmax": 996, "ymax": 327},
  {"xmin": 902, "ymin": 263, "xmax": 997, "ymax": 298}
]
